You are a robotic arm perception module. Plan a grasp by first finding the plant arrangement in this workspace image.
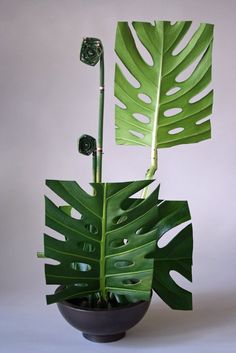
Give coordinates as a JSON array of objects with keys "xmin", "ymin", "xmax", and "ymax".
[{"xmin": 38, "ymin": 20, "xmax": 214, "ymax": 342}]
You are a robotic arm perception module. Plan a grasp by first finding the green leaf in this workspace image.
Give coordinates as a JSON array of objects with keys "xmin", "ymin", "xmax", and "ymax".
[
  {"xmin": 125, "ymin": 197, "xmax": 193, "ymax": 309},
  {"xmin": 44, "ymin": 179, "xmax": 161, "ymax": 304},
  {"xmin": 115, "ymin": 21, "xmax": 213, "ymax": 149},
  {"xmin": 59, "ymin": 205, "xmax": 72, "ymax": 216},
  {"xmin": 44, "ymin": 180, "xmax": 193, "ymax": 308},
  {"xmin": 151, "ymin": 202, "xmax": 193, "ymax": 310}
]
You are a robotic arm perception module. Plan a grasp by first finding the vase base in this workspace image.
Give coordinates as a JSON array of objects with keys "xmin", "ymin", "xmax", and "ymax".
[{"xmin": 83, "ymin": 332, "xmax": 125, "ymax": 343}]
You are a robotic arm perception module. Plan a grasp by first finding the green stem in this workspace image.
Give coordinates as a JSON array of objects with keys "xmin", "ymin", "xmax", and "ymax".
[
  {"xmin": 141, "ymin": 22, "xmax": 163, "ymax": 199},
  {"xmin": 100, "ymin": 183, "xmax": 108, "ymax": 302},
  {"xmin": 97, "ymin": 54, "xmax": 105, "ymax": 183},
  {"xmin": 90, "ymin": 152, "xmax": 97, "ymax": 231},
  {"xmin": 141, "ymin": 148, "xmax": 158, "ymax": 199},
  {"xmin": 92, "ymin": 151, "xmax": 97, "ymax": 184}
]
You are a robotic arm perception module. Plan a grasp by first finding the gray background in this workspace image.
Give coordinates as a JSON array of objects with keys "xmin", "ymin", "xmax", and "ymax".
[{"xmin": 0, "ymin": 0, "xmax": 236, "ymax": 352}]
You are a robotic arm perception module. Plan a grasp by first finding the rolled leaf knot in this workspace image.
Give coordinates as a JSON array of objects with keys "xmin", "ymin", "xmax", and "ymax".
[
  {"xmin": 78, "ymin": 134, "xmax": 97, "ymax": 156},
  {"xmin": 80, "ymin": 37, "xmax": 103, "ymax": 66}
]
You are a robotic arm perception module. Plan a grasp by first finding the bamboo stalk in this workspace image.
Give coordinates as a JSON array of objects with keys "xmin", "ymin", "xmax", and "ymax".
[{"xmin": 97, "ymin": 54, "xmax": 105, "ymax": 183}]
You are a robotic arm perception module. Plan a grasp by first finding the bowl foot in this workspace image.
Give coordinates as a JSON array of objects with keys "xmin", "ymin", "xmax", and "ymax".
[{"xmin": 83, "ymin": 331, "xmax": 125, "ymax": 343}]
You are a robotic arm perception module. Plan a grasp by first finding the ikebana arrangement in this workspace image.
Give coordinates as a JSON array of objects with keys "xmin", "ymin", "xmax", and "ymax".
[{"xmin": 38, "ymin": 20, "xmax": 214, "ymax": 343}]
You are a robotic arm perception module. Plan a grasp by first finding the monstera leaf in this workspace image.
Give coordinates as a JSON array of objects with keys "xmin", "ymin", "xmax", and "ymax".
[
  {"xmin": 133, "ymin": 195, "xmax": 193, "ymax": 310},
  {"xmin": 153, "ymin": 224, "xmax": 193, "ymax": 310},
  {"xmin": 44, "ymin": 179, "xmax": 192, "ymax": 307},
  {"xmin": 148, "ymin": 200, "xmax": 193, "ymax": 310},
  {"xmin": 115, "ymin": 21, "xmax": 214, "ymax": 151},
  {"xmin": 44, "ymin": 179, "xmax": 161, "ymax": 304}
]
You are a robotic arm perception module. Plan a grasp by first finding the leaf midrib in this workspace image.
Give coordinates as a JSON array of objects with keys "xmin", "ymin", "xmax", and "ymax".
[
  {"xmin": 152, "ymin": 21, "xmax": 164, "ymax": 154},
  {"xmin": 100, "ymin": 183, "xmax": 107, "ymax": 298}
]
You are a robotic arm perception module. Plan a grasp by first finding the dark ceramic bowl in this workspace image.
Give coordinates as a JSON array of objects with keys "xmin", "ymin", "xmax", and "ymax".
[{"xmin": 57, "ymin": 290, "xmax": 151, "ymax": 343}]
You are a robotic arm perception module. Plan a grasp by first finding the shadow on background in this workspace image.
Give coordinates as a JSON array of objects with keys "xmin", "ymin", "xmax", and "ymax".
[{"xmin": 117, "ymin": 291, "xmax": 236, "ymax": 347}]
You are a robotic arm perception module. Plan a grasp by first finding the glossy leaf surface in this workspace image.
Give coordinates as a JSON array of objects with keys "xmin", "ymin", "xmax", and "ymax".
[
  {"xmin": 153, "ymin": 223, "xmax": 193, "ymax": 310},
  {"xmin": 115, "ymin": 21, "xmax": 214, "ymax": 148},
  {"xmin": 148, "ymin": 200, "xmax": 193, "ymax": 310},
  {"xmin": 44, "ymin": 179, "xmax": 160, "ymax": 304},
  {"xmin": 44, "ymin": 180, "xmax": 193, "ymax": 308}
]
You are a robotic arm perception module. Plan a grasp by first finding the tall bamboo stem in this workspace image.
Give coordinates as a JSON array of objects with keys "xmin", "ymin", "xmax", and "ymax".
[{"xmin": 97, "ymin": 54, "xmax": 105, "ymax": 183}]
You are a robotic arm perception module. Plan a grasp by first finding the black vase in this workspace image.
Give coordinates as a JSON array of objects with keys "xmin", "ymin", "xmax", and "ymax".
[{"xmin": 57, "ymin": 292, "xmax": 151, "ymax": 343}]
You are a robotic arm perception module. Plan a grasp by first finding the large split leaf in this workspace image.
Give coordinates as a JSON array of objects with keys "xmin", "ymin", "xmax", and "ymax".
[
  {"xmin": 153, "ymin": 223, "xmax": 193, "ymax": 310},
  {"xmin": 135, "ymin": 196, "xmax": 193, "ymax": 309},
  {"xmin": 148, "ymin": 200, "xmax": 193, "ymax": 310},
  {"xmin": 44, "ymin": 179, "xmax": 161, "ymax": 304},
  {"xmin": 44, "ymin": 179, "xmax": 193, "ymax": 308},
  {"xmin": 115, "ymin": 21, "xmax": 214, "ymax": 149}
]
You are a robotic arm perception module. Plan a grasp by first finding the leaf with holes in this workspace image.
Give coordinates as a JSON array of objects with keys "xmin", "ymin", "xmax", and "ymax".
[
  {"xmin": 153, "ymin": 223, "xmax": 193, "ymax": 310},
  {"xmin": 121, "ymin": 196, "xmax": 193, "ymax": 309},
  {"xmin": 115, "ymin": 21, "xmax": 214, "ymax": 150},
  {"xmin": 145, "ymin": 200, "xmax": 193, "ymax": 310},
  {"xmin": 44, "ymin": 179, "xmax": 162, "ymax": 304}
]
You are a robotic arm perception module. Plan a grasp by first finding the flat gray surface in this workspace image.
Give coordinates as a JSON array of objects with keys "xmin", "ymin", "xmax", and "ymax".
[{"xmin": 0, "ymin": 0, "xmax": 236, "ymax": 352}]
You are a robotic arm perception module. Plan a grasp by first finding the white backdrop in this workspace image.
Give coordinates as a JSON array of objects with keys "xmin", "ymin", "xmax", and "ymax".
[{"xmin": 0, "ymin": 0, "xmax": 236, "ymax": 352}]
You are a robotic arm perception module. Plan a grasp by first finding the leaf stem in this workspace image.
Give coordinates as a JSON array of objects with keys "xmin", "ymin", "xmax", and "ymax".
[
  {"xmin": 141, "ymin": 21, "xmax": 163, "ymax": 199},
  {"xmin": 100, "ymin": 183, "xmax": 108, "ymax": 302},
  {"xmin": 97, "ymin": 53, "xmax": 105, "ymax": 183},
  {"xmin": 141, "ymin": 148, "xmax": 158, "ymax": 199},
  {"xmin": 92, "ymin": 151, "xmax": 97, "ymax": 184}
]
